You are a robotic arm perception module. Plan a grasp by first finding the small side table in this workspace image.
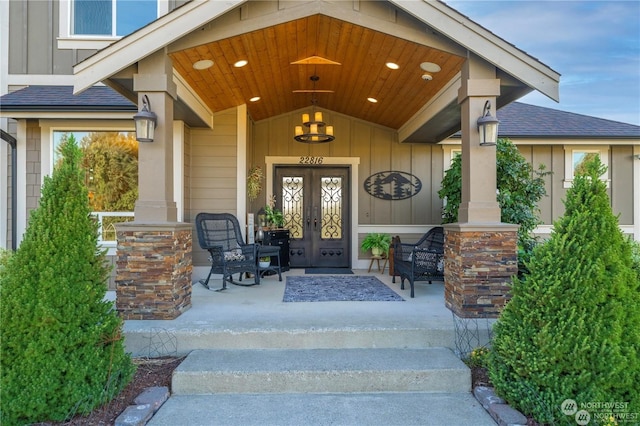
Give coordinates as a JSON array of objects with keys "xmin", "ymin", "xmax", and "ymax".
[
  {"xmin": 368, "ymin": 255, "xmax": 388, "ymax": 274},
  {"xmin": 257, "ymin": 245, "xmax": 282, "ymax": 281}
]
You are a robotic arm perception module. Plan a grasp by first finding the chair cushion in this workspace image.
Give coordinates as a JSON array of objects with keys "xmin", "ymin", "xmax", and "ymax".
[{"xmin": 224, "ymin": 249, "xmax": 246, "ymax": 261}]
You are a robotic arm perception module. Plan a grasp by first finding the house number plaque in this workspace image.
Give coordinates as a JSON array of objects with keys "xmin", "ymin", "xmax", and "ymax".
[{"xmin": 299, "ymin": 156, "xmax": 324, "ymax": 164}]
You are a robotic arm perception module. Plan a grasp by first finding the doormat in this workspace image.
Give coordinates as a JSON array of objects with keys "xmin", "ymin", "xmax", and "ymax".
[
  {"xmin": 305, "ymin": 268, "xmax": 353, "ymax": 274},
  {"xmin": 283, "ymin": 275, "xmax": 404, "ymax": 302}
]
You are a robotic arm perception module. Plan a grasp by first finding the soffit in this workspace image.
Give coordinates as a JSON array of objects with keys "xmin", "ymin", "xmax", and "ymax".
[{"xmin": 168, "ymin": 14, "xmax": 466, "ymax": 130}]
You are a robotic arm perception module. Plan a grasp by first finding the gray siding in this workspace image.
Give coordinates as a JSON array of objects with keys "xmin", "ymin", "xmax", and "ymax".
[
  {"xmin": 25, "ymin": 120, "xmax": 41, "ymax": 213},
  {"xmin": 7, "ymin": 0, "xmax": 185, "ymax": 76},
  {"xmin": 189, "ymin": 109, "xmax": 239, "ymax": 266},
  {"xmin": 9, "ymin": 1, "xmax": 76, "ymax": 75},
  {"xmin": 251, "ymin": 109, "xmax": 444, "ymax": 226},
  {"xmin": 611, "ymin": 145, "xmax": 634, "ymax": 225},
  {"xmin": 520, "ymin": 144, "xmax": 636, "ymax": 227}
]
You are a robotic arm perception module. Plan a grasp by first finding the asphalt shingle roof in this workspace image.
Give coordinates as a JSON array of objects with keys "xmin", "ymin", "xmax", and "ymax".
[
  {"xmin": 496, "ymin": 102, "xmax": 639, "ymax": 138},
  {"xmin": 0, "ymin": 85, "xmax": 135, "ymax": 111}
]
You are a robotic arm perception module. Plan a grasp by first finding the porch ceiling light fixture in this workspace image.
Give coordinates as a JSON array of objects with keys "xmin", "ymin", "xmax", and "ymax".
[
  {"xmin": 294, "ymin": 75, "xmax": 335, "ymax": 144},
  {"xmin": 133, "ymin": 95, "xmax": 157, "ymax": 143},
  {"xmin": 477, "ymin": 100, "xmax": 500, "ymax": 146}
]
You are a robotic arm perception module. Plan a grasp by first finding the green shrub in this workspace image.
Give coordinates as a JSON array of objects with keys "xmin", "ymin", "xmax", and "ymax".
[
  {"xmin": 630, "ymin": 238, "xmax": 640, "ymax": 278},
  {"xmin": 465, "ymin": 346, "xmax": 490, "ymax": 369},
  {"xmin": 438, "ymin": 138, "xmax": 550, "ymax": 250},
  {"xmin": 488, "ymin": 156, "xmax": 640, "ymax": 424},
  {"xmin": 0, "ymin": 135, "xmax": 135, "ymax": 424}
]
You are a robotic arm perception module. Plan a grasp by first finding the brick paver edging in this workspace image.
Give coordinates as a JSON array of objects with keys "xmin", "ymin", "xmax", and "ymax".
[
  {"xmin": 474, "ymin": 385, "xmax": 528, "ymax": 426},
  {"xmin": 114, "ymin": 386, "xmax": 169, "ymax": 426}
]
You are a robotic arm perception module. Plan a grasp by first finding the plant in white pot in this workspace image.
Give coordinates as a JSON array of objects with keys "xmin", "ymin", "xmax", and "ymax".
[
  {"xmin": 361, "ymin": 233, "xmax": 391, "ymax": 257},
  {"xmin": 259, "ymin": 257, "xmax": 271, "ymax": 268}
]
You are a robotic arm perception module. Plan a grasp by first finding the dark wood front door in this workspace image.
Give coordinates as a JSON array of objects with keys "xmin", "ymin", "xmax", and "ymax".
[{"xmin": 275, "ymin": 166, "xmax": 350, "ymax": 268}]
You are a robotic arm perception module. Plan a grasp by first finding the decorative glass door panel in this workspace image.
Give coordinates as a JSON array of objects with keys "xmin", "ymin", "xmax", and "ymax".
[
  {"xmin": 276, "ymin": 166, "xmax": 350, "ymax": 268},
  {"xmin": 320, "ymin": 177, "xmax": 342, "ymax": 239},
  {"xmin": 282, "ymin": 176, "xmax": 304, "ymax": 238}
]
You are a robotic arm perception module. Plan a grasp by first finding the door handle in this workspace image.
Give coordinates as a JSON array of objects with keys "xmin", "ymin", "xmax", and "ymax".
[
  {"xmin": 313, "ymin": 206, "xmax": 318, "ymax": 230},
  {"xmin": 306, "ymin": 207, "xmax": 310, "ymax": 228}
]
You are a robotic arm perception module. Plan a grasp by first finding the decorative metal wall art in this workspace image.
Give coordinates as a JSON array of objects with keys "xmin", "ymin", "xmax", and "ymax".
[{"xmin": 363, "ymin": 171, "xmax": 422, "ymax": 200}]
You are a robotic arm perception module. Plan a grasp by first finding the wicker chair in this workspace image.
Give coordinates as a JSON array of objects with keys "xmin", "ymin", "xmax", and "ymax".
[
  {"xmin": 392, "ymin": 227, "xmax": 444, "ymax": 298},
  {"xmin": 195, "ymin": 212, "xmax": 260, "ymax": 291}
]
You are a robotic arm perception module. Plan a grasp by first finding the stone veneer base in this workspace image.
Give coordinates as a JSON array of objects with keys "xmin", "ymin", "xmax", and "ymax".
[
  {"xmin": 115, "ymin": 222, "xmax": 193, "ymax": 320},
  {"xmin": 443, "ymin": 223, "xmax": 518, "ymax": 319}
]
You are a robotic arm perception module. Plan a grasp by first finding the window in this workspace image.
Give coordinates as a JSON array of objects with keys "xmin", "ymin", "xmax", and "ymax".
[
  {"xmin": 53, "ymin": 131, "xmax": 138, "ymax": 245},
  {"xmin": 442, "ymin": 145, "xmax": 462, "ymax": 170},
  {"xmin": 563, "ymin": 146, "xmax": 609, "ymax": 188},
  {"xmin": 72, "ymin": 0, "xmax": 157, "ymax": 37}
]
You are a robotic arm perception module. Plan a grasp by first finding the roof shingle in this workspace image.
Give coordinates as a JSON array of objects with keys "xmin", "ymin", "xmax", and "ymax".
[{"xmin": 0, "ymin": 85, "xmax": 135, "ymax": 111}]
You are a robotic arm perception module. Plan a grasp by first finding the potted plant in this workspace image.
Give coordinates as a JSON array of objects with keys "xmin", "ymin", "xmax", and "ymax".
[
  {"xmin": 259, "ymin": 256, "xmax": 271, "ymax": 268},
  {"xmin": 361, "ymin": 233, "xmax": 391, "ymax": 257},
  {"xmin": 263, "ymin": 196, "xmax": 285, "ymax": 229}
]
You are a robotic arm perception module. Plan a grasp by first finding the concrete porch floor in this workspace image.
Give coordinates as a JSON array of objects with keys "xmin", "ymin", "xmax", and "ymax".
[{"xmin": 113, "ymin": 268, "xmax": 492, "ymax": 358}]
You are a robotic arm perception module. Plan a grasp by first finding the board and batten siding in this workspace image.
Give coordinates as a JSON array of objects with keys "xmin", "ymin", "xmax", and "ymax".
[
  {"xmin": 518, "ymin": 143, "xmax": 635, "ymax": 237},
  {"xmin": 250, "ymin": 107, "xmax": 445, "ymax": 226},
  {"xmin": 7, "ymin": 0, "xmax": 187, "ymax": 77}
]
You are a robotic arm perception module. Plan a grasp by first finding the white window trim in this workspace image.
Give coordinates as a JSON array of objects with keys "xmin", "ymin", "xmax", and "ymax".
[
  {"xmin": 42, "ymin": 121, "xmax": 138, "ymax": 248},
  {"xmin": 58, "ymin": 0, "xmax": 168, "ymax": 50},
  {"xmin": 442, "ymin": 144, "xmax": 461, "ymax": 171},
  {"xmin": 563, "ymin": 145, "xmax": 610, "ymax": 188}
]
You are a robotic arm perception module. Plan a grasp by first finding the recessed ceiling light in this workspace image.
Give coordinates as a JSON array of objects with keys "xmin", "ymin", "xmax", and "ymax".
[
  {"xmin": 193, "ymin": 59, "xmax": 213, "ymax": 70},
  {"xmin": 367, "ymin": 97, "xmax": 378, "ymax": 103},
  {"xmin": 250, "ymin": 96, "xmax": 261, "ymax": 102},
  {"xmin": 386, "ymin": 62, "xmax": 399, "ymax": 70},
  {"xmin": 234, "ymin": 60, "xmax": 248, "ymax": 68},
  {"xmin": 420, "ymin": 62, "xmax": 441, "ymax": 73}
]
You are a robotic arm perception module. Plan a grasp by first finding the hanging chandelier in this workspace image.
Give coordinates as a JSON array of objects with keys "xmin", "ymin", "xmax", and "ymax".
[{"xmin": 294, "ymin": 75, "xmax": 335, "ymax": 143}]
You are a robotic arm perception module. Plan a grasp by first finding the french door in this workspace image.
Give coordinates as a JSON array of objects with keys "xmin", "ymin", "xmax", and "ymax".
[{"xmin": 275, "ymin": 166, "xmax": 350, "ymax": 268}]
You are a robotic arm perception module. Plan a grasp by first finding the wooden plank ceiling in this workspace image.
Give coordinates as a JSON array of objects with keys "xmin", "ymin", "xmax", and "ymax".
[{"xmin": 170, "ymin": 15, "xmax": 465, "ymax": 129}]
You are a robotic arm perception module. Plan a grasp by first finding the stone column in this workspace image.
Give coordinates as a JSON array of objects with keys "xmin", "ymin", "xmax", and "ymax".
[
  {"xmin": 115, "ymin": 49, "xmax": 192, "ymax": 319},
  {"xmin": 444, "ymin": 54, "xmax": 518, "ymax": 318},
  {"xmin": 115, "ymin": 223, "xmax": 192, "ymax": 320},
  {"xmin": 444, "ymin": 223, "xmax": 518, "ymax": 318}
]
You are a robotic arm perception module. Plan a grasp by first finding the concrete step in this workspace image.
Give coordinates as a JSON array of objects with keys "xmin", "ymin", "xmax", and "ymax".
[
  {"xmin": 172, "ymin": 347, "xmax": 470, "ymax": 395},
  {"xmin": 124, "ymin": 325, "xmax": 460, "ymax": 357},
  {"xmin": 147, "ymin": 392, "xmax": 497, "ymax": 426}
]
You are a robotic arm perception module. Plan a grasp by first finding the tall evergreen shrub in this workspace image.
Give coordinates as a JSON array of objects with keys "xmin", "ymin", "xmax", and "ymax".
[
  {"xmin": 0, "ymin": 135, "xmax": 134, "ymax": 424},
  {"xmin": 488, "ymin": 156, "xmax": 640, "ymax": 423}
]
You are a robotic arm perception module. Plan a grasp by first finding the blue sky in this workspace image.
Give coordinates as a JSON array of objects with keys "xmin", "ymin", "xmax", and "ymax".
[{"xmin": 446, "ymin": 1, "xmax": 640, "ymax": 126}]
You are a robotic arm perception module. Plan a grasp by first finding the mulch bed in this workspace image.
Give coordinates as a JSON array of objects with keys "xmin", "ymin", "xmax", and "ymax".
[
  {"xmin": 471, "ymin": 365, "xmax": 542, "ymax": 426},
  {"xmin": 35, "ymin": 357, "xmax": 184, "ymax": 426}
]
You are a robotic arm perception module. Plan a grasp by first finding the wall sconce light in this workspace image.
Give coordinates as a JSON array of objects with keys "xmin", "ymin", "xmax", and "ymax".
[
  {"xmin": 477, "ymin": 100, "xmax": 500, "ymax": 146},
  {"xmin": 133, "ymin": 95, "xmax": 157, "ymax": 142}
]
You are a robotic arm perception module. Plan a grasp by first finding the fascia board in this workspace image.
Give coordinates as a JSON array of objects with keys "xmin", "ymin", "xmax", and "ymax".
[
  {"xmin": 398, "ymin": 72, "xmax": 461, "ymax": 142},
  {"xmin": 0, "ymin": 112, "xmax": 135, "ymax": 120},
  {"xmin": 73, "ymin": 0, "xmax": 246, "ymax": 94},
  {"xmin": 173, "ymin": 70, "xmax": 214, "ymax": 129},
  {"xmin": 391, "ymin": 0, "xmax": 560, "ymax": 102}
]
